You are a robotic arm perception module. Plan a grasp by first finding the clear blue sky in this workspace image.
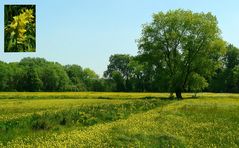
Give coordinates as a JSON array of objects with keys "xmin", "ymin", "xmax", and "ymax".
[{"xmin": 0, "ymin": 0, "xmax": 239, "ymax": 76}]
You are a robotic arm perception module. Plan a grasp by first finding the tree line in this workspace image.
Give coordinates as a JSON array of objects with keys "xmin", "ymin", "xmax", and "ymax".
[
  {"xmin": 1, "ymin": 9, "xmax": 239, "ymax": 96},
  {"xmin": 104, "ymin": 43, "xmax": 239, "ymax": 94},
  {"xmin": 0, "ymin": 57, "xmax": 108, "ymax": 92},
  {"xmin": 0, "ymin": 43, "xmax": 238, "ymax": 93}
]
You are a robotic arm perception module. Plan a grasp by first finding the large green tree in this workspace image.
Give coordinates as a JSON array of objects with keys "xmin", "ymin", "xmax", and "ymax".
[{"xmin": 137, "ymin": 9, "xmax": 226, "ymax": 98}]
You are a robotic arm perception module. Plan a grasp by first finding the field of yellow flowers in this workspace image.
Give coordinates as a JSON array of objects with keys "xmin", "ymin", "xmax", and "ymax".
[{"xmin": 0, "ymin": 92, "xmax": 238, "ymax": 147}]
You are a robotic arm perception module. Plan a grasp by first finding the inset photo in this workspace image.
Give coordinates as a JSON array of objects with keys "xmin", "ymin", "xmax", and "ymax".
[{"xmin": 4, "ymin": 5, "xmax": 36, "ymax": 52}]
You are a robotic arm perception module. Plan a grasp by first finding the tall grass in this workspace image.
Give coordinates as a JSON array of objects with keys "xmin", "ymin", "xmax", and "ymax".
[{"xmin": 0, "ymin": 98, "xmax": 170, "ymax": 144}]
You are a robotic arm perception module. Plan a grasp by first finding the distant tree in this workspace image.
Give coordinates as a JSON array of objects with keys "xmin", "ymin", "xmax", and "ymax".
[
  {"xmin": 41, "ymin": 64, "xmax": 60, "ymax": 91},
  {"xmin": 104, "ymin": 54, "xmax": 133, "ymax": 91},
  {"xmin": 64, "ymin": 65, "xmax": 86, "ymax": 91},
  {"xmin": 19, "ymin": 57, "xmax": 47, "ymax": 68},
  {"xmin": 101, "ymin": 78, "xmax": 117, "ymax": 92},
  {"xmin": 8, "ymin": 62, "xmax": 24, "ymax": 91},
  {"xmin": 18, "ymin": 58, "xmax": 45, "ymax": 91},
  {"xmin": 83, "ymin": 68, "xmax": 99, "ymax": 91},
  {"xmin": 52, "ymin": 63, "xmax": 71, "ymax": 91},
  {"xmin": 138, "ymin": 9, "xmax": 226, "ymax": 98},
  {"xmin": 17, "ymin": 57, "xmax": 71, "ymax": 92},
  {"xmin": 224, "ymin": 44, "xmax": 239, "ymax": 69},
  {"xmin": 128, "ymin": 57, "xmax": 145, "ymax": 91},
  {"xmin": 90, "ymin": 79, "xmax": 105, "ymax": 92},
  {"xmin": 111, "ymin": 71, "xmax": 125, "ymax": 91},
  {"xmin": 224, "ymin": 44, "xmax": 239, "ymax": 92},
  {"xmin": 0, "ymin": 61, "xmax": 11, "ymax": 91},
  {"xmin": 188, "ymin": 73, "xmax": 208, "ymax": 97},
  {"xmin": 208, "ymin": 44, "xmax": 239, "ymax": 92},
  {"xmin": 232, "ymin": 65, "xmax": 239, "ymax": 91},
  {"xmin": 22, "ymin": 66, "xmax": 43, "ymax": 91},
  {"xmin": 83, "ymin": 68, "xmax": 99, "ymax": 80},
  {"xmin": 208, "ymin": 68, "xmax": 226, "ymax": 92}
]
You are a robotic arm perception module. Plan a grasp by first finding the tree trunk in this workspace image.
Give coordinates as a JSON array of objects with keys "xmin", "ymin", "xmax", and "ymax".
[{"xmin": 175, "ymin": 90, "xmax": 182, "ymax": 99}]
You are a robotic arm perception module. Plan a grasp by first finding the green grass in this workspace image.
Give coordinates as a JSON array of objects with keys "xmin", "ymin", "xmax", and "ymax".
[
  {"xmin": 0, "ymin": 92, "xmax": 171, "ymax": 99},
  {"xmin": 0, "ymin": 92, "xmax": 238, "ymax": 147}
]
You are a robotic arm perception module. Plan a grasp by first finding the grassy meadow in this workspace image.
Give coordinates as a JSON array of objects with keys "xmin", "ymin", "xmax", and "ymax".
[{"xmin": 0, "ymin": 92, "xmax": 239, "ymax": 147}]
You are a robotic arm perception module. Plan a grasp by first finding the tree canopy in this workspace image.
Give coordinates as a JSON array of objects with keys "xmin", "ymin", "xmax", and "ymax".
[{"xmin": 137, "ymin": 9, "xmax": 226, "ymax": 98}]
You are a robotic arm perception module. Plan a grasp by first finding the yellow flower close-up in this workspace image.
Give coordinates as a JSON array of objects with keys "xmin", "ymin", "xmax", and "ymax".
[{"xmin": 5, "ymin": 6, "xmax": 35, "ymax": 52}]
